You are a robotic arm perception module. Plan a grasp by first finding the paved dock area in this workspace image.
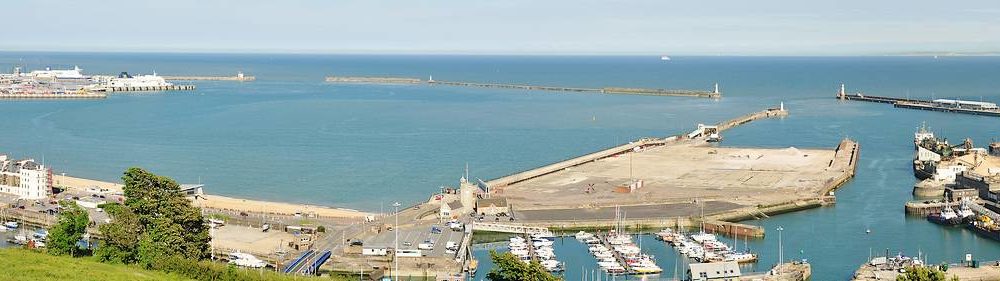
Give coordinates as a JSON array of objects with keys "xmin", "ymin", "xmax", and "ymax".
[
  {"xmin": 211, "ymin": 225, "xmax": 299, "ymax": 257},
  {"xmin": 364, "ymin": 224, "xmax": 466, "ymax": 259},
  {"xmin": 502, "ymin": 143, "xmax": 843, "ymax": 214}
]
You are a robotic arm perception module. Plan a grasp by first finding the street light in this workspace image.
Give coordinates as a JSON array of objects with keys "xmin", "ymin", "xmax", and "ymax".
[
  {"xmin": 393, "ymin": 201, "xmax": 401, "ymax": 281},
  {"xmin": 776, "ymin": 226, "xmax": 784, "ymax": 266}
]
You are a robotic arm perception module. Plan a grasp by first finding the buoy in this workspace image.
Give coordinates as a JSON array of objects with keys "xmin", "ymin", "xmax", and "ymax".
[{"xmin": 866, "ymin": 229, "xmax": 871, "ymax": 234}]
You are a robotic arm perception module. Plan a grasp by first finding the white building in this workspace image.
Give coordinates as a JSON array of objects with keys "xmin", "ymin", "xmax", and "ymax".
[{"xmin": 0, "ymin": 155, "xmax": 51, "ymax": 200}]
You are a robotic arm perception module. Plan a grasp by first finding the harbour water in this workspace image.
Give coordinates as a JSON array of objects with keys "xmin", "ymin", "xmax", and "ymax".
[{"xmin": 2, "ymin": 53, "xmax": 1000, "ymax": 279}]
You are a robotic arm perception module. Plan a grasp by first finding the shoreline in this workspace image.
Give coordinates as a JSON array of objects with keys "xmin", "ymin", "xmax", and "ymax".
[{"xmin": 52, "ymin": 174, "xmax": 369, "ymax": 218}]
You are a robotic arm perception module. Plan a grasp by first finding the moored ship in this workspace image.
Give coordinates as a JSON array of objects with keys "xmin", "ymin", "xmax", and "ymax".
[{"xmin": 967, "ymin": 215, "xmax": 1000, "ymax": 241}]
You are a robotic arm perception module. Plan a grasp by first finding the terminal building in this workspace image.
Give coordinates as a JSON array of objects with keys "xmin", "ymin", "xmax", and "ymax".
[
  {"xmin": 0, "ymin": 155, "xmax": 52, "ymax": 200},
  {"xmin": 932, "ymin": 99, "xmax": 999, "ymax": 111}
]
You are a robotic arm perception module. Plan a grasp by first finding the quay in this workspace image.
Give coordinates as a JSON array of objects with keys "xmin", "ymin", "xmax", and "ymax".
[
  {"xmin": 161, "ymin": 72, "xmax": 255, "ymax": 82},
  {"xmin": 324, "ymin": 75, "xmax": 722, "ymax": 98},
  {"xmin": 852, "ymin": 255, "xmax": 1000, "ymax": 281},
  {"xmin": 837, "ymin": 84, "xmax": 1000, "ymax": 117},
  {"xmin": 475, "ymin": 104, "xmax": 859, "ymax": 237},
  {"xmin": 100, "ymin": 85, "xmax": 196, "ymax": 92}
]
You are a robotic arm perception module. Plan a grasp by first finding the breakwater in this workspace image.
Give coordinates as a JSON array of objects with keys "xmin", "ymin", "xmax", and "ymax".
[
  {"xmin": 161, "ymin": 74, "xmax": 255, "ymax": 82},
  {"xmin": 324, "ymin": 76, "xmax": 722, "ymax": 98},
  {"xmin": 837, "ymin": 84, "xmax": 1000, "ymax": 117},
  {"xmin": 325, "ymin": 76, "xmax": 422, "ymax": 84}
]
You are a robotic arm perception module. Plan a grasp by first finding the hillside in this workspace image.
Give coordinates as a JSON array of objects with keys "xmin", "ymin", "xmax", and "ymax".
[{"xmin": 0, "ymin": 248, "xmax": 192, "ymax": 281}]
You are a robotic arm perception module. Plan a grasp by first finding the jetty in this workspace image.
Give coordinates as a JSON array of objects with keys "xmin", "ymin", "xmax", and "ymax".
[
  {"xmin": 837, "ymin": 84, "xmax": 1000, "ymax": 117},
  {"xmin": 324, "ymin": 75, "xmax": 722, "ymax": 98},
  {"xmin": 100, "ymin": 85, "xmax": 196, "ymax": 92},
  {"xmin": 161, "ymin": 72, "xmax": 255, "ymax": 82}
]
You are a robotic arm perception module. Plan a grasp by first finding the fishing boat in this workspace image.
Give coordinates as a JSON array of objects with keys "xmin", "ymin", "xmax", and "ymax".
[
  {"xmin": 967, "ymin": 215, "xmax": 1000, "ymax": 241},
  {"xmin": 927, "ymin": 207, "xmax": 963, "ymax": 226}
]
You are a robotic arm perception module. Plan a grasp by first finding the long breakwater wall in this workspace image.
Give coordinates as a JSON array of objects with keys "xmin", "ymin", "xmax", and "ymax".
[
  {"xmin": 162, "ymin": 75, "xmax": 255, "ymax": 82},
  {"xmin": 324, "ymin": 76, "xmax": 721, "ymax": 98}
]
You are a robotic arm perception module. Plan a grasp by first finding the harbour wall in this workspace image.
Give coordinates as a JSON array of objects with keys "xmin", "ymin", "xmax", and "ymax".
[
  {"xmin": 324, "ymin": 76, "xmax": 722, "ymax": 98},
  {"xmin": 101, "ymin": 85, "xmax": 196, "ymax": 92},
  {"xmin": 486, "ymin": 107, "xmax": 789, "ymax": 190},
  {"xmin": 162, "ymin": 75, "xmax": 255, "ymax": 82}
]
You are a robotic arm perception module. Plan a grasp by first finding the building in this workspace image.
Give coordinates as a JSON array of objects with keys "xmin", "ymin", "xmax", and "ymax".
[
  {"xmin": 0, "ymin": 155, "xmax": 51, "ymax": 200},
  {"xmin": 179, "ymin": 184, "xmax": 204, "ymax": 195},
  {"xmin": 439, "ymin": 201, "xmax": 463, "ymax": 220},
  {"xmin": 932, "ymin": 99, "xmax": 999, "ymax": 110},
  {"xmin": 688, "ymin": 261, "xmax": 741, "ymax": 281},
  {"xmin": 475, "ymin": 197, "xmax": 509, "ymax": 216},
  {"xmin": 955, "ymin": 171, "xmax": 1000, "ymax": 203}
]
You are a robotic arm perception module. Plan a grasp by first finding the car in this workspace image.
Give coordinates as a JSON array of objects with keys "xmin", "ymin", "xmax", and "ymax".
[
  {"xmin": 417, "ymin": 241, "xmax": 434, "ymax": 250},
  {"xmin": 431, "ymin": 227, "xmax": 442, "ymax": 234},
  {"xmin": 403, "ymin": 242, "xmax": 412, "ymax": 247},
  {"xmin": 240, "ymin": 212, "xmax": 249, "ymax": 216}
]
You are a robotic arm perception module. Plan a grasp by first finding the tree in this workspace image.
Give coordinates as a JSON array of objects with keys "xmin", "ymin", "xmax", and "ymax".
[
  {"xmin": 46, "ymin": 201, "xmax": 90, "ymax": 257},
  {"xmin": 97, "ymin": 167, "xmax": 211, "ymax": 267},
  {"xmin": 895, "ymin": 266, "xmax": 959, "ymax": 281},
  {"xmin": 486, "ymin": 250, "xmax": 560, "ymax": 281}
]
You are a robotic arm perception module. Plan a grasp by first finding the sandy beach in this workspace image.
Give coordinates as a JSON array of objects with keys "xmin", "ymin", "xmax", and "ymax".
[{"xmin": 53, "ymin": 174, "xmax": 368, "ymax": 218}]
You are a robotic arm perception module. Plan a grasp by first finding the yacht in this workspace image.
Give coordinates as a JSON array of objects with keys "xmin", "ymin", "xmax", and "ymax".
[
  {"xmin": 228, "ymin": 252, "xmax": 267, "ymax": 268},
  {"xmin": 575, "ymin": 231, "xmax": 594, "ymax": 240}
]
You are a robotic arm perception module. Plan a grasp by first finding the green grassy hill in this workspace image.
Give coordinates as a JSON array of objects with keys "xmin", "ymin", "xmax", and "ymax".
[{"xmin": 0, "ymin": 248, "xmax": 192, "ymax": 281}]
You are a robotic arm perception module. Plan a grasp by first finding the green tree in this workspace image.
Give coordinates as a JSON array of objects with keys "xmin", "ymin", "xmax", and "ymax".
[
  {"xmin": 486, "ymin": 250, "xmax": 560, "ymax": 281},
  {"xmin": 97, "ymin": 167, "xmax": 211, "ymax": 267},
  {"xmin": 895, "ymin": 266, "xmax": 959, "ymax": 281},
  {"xmin": 46, "ymin": 201, "xmax": 90, "ymax": 257}
]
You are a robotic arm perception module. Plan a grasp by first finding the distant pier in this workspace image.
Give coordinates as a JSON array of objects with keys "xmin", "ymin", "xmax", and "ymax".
[
  {"xmin": 837, "ymin": 84, "xmax": 1000, "ymax": 117},
  {"xmin": 324, "ymin": 75, "xmax": 722, "ymax": 98},
  {"xmin": 0, "ymin": 92, "xmax": 107, "ymax": 99},
  {"xmin": 161, "ymin": 72, "xmax": 255, "ymax": 82}
]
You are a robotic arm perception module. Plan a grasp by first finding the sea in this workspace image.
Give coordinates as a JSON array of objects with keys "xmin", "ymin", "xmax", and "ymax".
[{"xmin": 2, "ymin": 52, "xmax": 1000, "ymax": 279}]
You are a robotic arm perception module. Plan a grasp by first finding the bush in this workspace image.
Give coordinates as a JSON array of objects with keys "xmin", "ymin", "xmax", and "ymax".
[{"xmin": 316, "ymin": 225, "xmax": 326, "ymax": 233}]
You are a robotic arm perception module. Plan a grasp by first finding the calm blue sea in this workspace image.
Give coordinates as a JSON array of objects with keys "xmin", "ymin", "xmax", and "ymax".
[{"xmin": 2, "ymin": 52, "xmax": 1000, "ymax": 279}]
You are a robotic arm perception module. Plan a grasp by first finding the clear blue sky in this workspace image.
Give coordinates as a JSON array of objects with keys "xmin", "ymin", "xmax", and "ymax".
[{"xmin": 5, "ymin": 0, "xmax": 1000, "ymax": 55}]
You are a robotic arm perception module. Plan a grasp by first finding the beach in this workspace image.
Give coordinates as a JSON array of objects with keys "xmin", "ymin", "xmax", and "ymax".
[{"xmin": 52, "ymin": 174, "xmax": 367, "ymax": 219}]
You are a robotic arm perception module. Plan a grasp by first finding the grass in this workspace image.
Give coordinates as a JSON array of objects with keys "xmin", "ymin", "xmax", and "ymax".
[{"xmin": 0, "ymin": 248, "xmax": 192, "ymax": 281}]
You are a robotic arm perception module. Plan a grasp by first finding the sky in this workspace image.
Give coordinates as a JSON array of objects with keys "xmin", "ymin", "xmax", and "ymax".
[{"xmin": 4, "ymin": 0, "xmax": 1000, "ymax": 55}]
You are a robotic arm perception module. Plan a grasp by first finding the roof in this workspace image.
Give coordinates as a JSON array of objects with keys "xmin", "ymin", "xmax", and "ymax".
[
  {"xmin": 688, "ymin": 261, "xmax": 741, "ymax": 279},
  {"xmin": 477, "ymin": 197, "xmax": 508, "ymax": 208},
  {"xmin": 933, "ymin": 99, "xmax": 998, "ymax": 107},
  {"xmin": 447, "ymin": 201, "xmax": 464, "ymax": 210}
]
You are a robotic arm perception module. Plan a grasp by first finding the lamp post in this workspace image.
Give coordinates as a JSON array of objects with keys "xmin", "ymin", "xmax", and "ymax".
[
  {"xmin": 393, "ymin": 201, "xmax": 401, "ymax": 281},
  {"xmin": 776, "ymin": 226, "xmax": 784, "ymax": 266}
]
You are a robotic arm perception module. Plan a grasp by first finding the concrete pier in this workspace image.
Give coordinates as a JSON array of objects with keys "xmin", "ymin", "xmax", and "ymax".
[
  {"xmin": 837, "ymin": 84, "xmax": 1000, "ymax": 117},
  {"xmin": 102, "ymin": 85, "xmax": 196, "ymax": 92},
  {"xmin": 483, "ymin": 105, "xmax": 859, "ymax": 235}
]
